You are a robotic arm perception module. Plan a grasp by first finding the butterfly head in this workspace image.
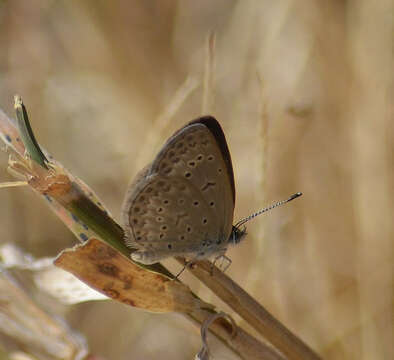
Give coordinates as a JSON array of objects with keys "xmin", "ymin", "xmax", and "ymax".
[{"xmin": 229, "ymin": 225, "xmax": 247, "ymax": 245}]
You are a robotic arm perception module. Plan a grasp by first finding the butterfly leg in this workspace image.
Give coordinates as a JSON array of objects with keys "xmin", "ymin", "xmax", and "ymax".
[
  {"xmin": 221, "ymin": 255, "xmax": 232, "ymax": 272},
  {"xmin": 212, "ymin": 255, "xmax": 232, "ymax": 274},
  {"xmin": 174, "ymin": 259, "xmax": 195, "ymax": 280}
]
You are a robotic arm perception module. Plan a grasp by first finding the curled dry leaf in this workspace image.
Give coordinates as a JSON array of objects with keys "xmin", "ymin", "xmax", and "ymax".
[
  {"xmin": 54, "ymin": 238, "xmax": 213, "ymax": 313},
  {"xmin": 195, "ymin": 311, "xmax": 237, "ymax": 360}
]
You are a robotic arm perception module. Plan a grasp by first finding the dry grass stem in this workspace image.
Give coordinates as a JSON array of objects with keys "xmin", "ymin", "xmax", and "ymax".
[
  {"xmin": 178, "ymin": 258, "xmax": 321, "ymax": 360},
  {"xmin": 134, "ymin": 75, "xmax": 199, "ymax": 171},
  {"xmin": 202, "ymin": 31, "xmax": 216, "ymax": 115}
]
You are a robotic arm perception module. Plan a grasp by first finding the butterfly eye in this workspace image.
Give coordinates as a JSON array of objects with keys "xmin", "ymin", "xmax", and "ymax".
[
  {"xmin": 185, "ymin": 172, "xmax": 191, "ymax": 178},
  {"xmin": 207, "ymin": 155, "xmax": 214, "ymax": 161}
]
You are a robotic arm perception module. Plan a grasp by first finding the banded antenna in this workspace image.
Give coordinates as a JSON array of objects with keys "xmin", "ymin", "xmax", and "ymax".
[{"xmin": 234, "ymin": 192, "xmax": 302, "ymax": 228}]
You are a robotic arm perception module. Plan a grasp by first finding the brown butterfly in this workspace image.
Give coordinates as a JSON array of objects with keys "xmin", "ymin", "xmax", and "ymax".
[{"xmin": 122, "ymin": 116, "xmax": 301, "ymax": 265}]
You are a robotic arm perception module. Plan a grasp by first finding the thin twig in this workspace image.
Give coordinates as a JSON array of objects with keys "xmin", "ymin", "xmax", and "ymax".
[{"xmin": 0, "ymin": 180, "xmax": 28, "ymax": 188}]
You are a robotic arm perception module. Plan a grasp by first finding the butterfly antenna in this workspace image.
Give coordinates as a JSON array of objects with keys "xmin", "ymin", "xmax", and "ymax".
[{"xmin": 234, "ymin": 192, "xmax": 302, "ymax": 228}]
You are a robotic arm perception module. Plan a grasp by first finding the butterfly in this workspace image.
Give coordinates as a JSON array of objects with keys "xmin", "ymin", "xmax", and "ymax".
[
  {"xmin": 121, "ymin": 116, "xmax": 246, "ymax": 265},
  {"xmin": 121, "ymin": 116, "xmax": 301, "ymax": 265}
]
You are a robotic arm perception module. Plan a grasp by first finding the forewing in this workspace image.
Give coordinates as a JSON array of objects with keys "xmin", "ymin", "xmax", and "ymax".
[{"xmin": 122, "ymin": 117, "xmax": 235, "ymax": 257}]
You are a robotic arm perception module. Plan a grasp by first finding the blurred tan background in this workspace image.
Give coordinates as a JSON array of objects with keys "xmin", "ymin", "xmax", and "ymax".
[{"xmin": 0, "ymin": 1, "xmax": 392, "ymax": 359}]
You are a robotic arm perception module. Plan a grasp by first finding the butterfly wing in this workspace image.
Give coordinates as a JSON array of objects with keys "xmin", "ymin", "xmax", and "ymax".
[{"xmin": 121, "ymin": 116, "xmax": 235, "ymax": 264}]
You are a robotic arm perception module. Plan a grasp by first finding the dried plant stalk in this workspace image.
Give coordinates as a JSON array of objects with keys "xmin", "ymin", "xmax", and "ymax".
[
  {"xmin": 0, "ymin": 98, "xmax": 282, "ymax": 359},
  {"xmin": 177, "ymin": 258, "xmax": 322, "ymax": 360}
]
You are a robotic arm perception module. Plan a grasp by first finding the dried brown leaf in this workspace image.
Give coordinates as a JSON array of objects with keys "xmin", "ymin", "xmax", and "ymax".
[{"xmin": 54, "ymin": 238, "xmax": 213, "ymax": 313}]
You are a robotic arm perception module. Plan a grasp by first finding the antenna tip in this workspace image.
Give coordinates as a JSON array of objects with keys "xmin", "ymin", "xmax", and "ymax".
[{"xmin": 290, "ymin": 192, "xmax": 303, "ymax": 201}]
